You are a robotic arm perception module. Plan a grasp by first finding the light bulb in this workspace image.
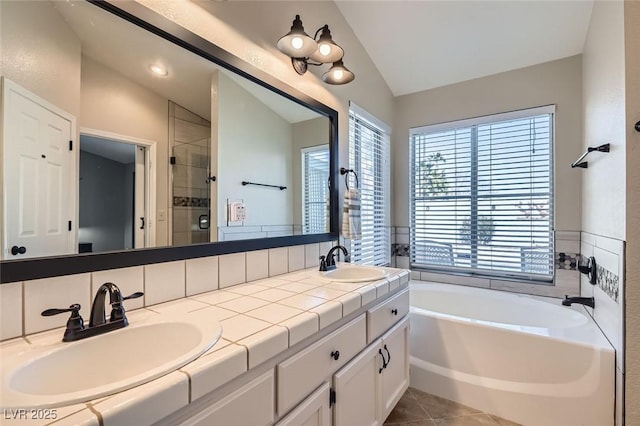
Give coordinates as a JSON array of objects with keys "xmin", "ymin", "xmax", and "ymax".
[
  {"xmin": 319, "ymin": 44, "xmax": 331, "ymax": 56},
  {"xmin": 291, "ymin": 36, "xmax": 304, "ymax": 50},
  {"xmin": 333, "ymin": 69, "xmax": 344, "ymax": 80},
  {"xmin": 149, "ymin": 64, "xmax": 168, "ymax": 77}
]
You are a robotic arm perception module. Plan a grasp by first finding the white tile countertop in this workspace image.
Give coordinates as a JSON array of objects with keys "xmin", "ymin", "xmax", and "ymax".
[{"xmin": 0, "ymin": 266, "xmax": 409, "ymax": 426}]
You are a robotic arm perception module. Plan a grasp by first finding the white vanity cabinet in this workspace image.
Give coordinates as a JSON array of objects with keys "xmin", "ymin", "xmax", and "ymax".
[
  {"xmin": 333, "ymin": 316, "xmax": 410, "ymax": 426},
  {"xmin": 180, "ymin": 370, "xmax": 275, "ymax": 426},
  {"xmin": 170, "ymin": 285, "xmax": 410, "ymax": 426},
  {"xmin": 276, "ymin": 382, "xmax": 331, "ymax": 426}
]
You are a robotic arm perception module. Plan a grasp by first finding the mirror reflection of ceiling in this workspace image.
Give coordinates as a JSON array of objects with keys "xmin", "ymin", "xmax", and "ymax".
[{"xmin": 55, "ymin": 0, "xmax": 318, "ymax": 123}]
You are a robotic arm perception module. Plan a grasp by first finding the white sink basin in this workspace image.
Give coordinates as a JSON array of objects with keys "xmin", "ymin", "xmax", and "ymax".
[
  {"xmin": 1, "ymin": 314, "xmax": 222, "ymax": 409},
  {"xmin": 320, "ymin": 265, "xmax": 388, "ymax": 282}
]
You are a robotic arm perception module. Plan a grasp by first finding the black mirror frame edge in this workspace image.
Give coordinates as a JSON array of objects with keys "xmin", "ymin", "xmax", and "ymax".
[{"xmin": 0, "ymin": 0, "xmax": 340, "ymax": 284}]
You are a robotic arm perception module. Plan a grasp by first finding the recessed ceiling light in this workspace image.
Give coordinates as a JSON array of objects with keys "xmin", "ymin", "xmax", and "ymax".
[{"xmin": 149, "ymin": 64, "xmax": 168, "ymax": 77}]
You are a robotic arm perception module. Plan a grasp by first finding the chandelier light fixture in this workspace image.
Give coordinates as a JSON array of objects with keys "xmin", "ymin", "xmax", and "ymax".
[{"xmin": 277, "ymin": 15, "xmax": 355, "ymax": 85}]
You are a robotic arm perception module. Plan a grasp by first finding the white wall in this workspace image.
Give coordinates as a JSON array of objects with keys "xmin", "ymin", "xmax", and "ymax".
[
  {"xmin": 216, "ymin": 72, "xmax": 294, "ymax": 228},
  {"xmin": 624, "ymin": 0, "xmax": 640, "ymax": 422},
  {"xmin": 80, "ymin": 55, "xmax": 170, "ymax": 246},
  {"xmin": 393, "ymin": 55, "xmax": 584, "ymax": 232},
  {"xmin": 0, "ymin": 1, "xmax": 81, "ymax": 118},
  {"xmin": 582, "ymin": 1, "xmax": 626, "ymax": 241}
]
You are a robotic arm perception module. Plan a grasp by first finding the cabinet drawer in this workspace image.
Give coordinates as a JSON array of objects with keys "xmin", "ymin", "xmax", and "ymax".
[
  {"xmin": 367, "ymin": 288, "xmax": 409, "ymax": 343},
  {"xmin": 277, "ymin": 314, "xmax": 366, "ymax": 415}
]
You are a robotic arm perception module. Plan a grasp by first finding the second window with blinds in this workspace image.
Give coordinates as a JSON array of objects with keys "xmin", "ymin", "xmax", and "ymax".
[
  {"xmin": 349, "ymin": 104, "xmax": 391, "ymax": 266},
  {"xmin": 410, "ymin": 106, "xmax": 555, "ymax": 282}
]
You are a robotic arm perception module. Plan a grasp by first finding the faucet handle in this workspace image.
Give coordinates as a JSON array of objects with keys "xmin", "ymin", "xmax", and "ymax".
[
  {"xmin": 110, "ymin": 292, "xmax": 144, "ymax": 323},
  {"xmin": 42, "ymin": 304, "xmax": 85, "ymax": 341},
  {"xmin": 41, "ymin": 303, "xmax": 82, "ymax": 317},
  {"xmin": 319, "ymin": 256, "xmax": 327, "ymax": 272},
  {"xmin": 122, "ymin": 292, "xmax": 144, "ymax": 301}
]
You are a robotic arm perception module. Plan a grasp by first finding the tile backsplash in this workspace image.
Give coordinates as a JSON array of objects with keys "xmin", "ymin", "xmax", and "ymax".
[{"xmin": 0, "ymin": 241, "xmax": 338, "ymax": 341}]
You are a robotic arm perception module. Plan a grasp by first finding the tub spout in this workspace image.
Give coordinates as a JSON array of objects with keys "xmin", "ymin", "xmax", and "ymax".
[{"xmin": 562, "ymin": 295, "xmax": 595, "ymax": 309}]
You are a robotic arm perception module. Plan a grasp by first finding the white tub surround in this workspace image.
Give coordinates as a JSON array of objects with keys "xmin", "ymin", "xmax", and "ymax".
[
  {"xmin": 0, "ymin": 267, "xmax": 410, "ymax": 426},
  {"xmin": 409, "ymin": 282, "xmax": 615, "ymax": 426}
]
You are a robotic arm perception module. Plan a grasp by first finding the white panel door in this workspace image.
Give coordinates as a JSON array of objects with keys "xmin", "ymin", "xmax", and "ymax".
[
  {"xmin": 333, "ymin": 340, "xmax": 384, "ymax": 426},
  {"xmin": 2, "ymin": 79, "xmax": 76, "ymax": 259},
  {"xmin": 380, "ymin": 317, "xmax": 410, "ymax": 421}
]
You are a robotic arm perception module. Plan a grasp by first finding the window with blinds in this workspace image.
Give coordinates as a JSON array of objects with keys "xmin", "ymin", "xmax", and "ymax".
[
  {"xmin": 349, "ymin": 104, "xmax": 391, "ymax": 266},
  {"xmin": 302, "ymin": 145, "xmax": 330, "ymax": 234},
  {"xmin": 410, "ymin": 106, "xmax": 555, "ymax": 281}
]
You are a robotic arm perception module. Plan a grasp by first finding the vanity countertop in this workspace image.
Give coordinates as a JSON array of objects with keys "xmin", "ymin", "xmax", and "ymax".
[{"xmin": 0, "ymin": 266, "xmax": 409, "ymax": 426}]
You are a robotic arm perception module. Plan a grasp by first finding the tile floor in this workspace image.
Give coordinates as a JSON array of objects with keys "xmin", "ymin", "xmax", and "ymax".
[{"xmin": 384, "ymin": 388, "xmax": 521, "ymax": 426}]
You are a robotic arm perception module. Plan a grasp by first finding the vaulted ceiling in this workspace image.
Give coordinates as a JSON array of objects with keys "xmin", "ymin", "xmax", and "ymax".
[{"xmin": 335, "ymin": 1, "xmax": 594, "ymax": 96}]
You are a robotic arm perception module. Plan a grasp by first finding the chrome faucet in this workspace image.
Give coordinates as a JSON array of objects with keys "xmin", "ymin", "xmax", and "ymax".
[
  {"xmin": 41, "ymin": 282, "xmax": 143, "ymax": 342},
  {"xmin": 319, "ymin": 245, "xmax": 350, "ymax": 271}
]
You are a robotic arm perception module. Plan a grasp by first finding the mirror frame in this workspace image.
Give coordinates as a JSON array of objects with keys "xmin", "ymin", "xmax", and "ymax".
[{"xmin": 0, "ymin": 0, "xmax": 339, "ymax": 284}]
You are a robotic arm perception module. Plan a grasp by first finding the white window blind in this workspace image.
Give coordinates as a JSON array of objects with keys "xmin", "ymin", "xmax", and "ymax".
[
  {"xmin": 349, "ymin": 103, "xmax": 391, "ymax": 266},
  {"xmin": 410, "ymin": 106, "xmax": 555, "ymax": 281},
  {"xmin": 302, "ymin": 145, "xmax": 330, "ymax": 234}
]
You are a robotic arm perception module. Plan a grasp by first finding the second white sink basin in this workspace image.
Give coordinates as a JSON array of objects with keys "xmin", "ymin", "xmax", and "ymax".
[
  {"xmin": 321, "ymin": 265, "xmax": 388, "ymax": 282},
  {"xmin": 1, "ymin": 313, "xmax": 222, "ymax": 409}
]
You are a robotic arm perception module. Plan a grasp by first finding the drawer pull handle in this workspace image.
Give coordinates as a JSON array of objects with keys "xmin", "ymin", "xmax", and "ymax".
[
  {"xmin": 384, "ymin": 344, "xmax": 391, "ymax": 366},
  {"xmin": 331, "ymin": 350, "xmax": 340, "ymax": 361},
  {"xmin": 378, "ymin": 348, "xmax": 387, "ymax": 373},
  {"xmin": 391, "ymin": 308, "xmax": 398, "ymax": 315}
]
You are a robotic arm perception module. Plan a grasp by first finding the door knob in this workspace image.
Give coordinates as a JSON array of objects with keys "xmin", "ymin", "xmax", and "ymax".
[{"xmin": 10, "ymin": 246, "xmax": 26, "ymax": 255}]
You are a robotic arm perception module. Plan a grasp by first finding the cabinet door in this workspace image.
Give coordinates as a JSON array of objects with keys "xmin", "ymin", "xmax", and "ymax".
[
  {"xmin": 181, "ymin": 370, "xmax": 274, "ymax": 426},
  {"xmin": 276, "ymin": 382, "xmax": 330, "ymax": 426},
  {"xmin": 278, "ymin": 314, "xmax": 366, "ymax": 414},
  {"xmin": 333, "ymin": 340, "xmax": 385, "ymax": 426},
  {"xmin": 380, "ymin": 317, "xmax": 410, "ymax": 421}
]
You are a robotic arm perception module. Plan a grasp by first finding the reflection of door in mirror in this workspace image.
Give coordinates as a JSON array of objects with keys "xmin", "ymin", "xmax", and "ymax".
[
  {"xmin": 1, "ymin": 79, "xmax": 77, "ymax": 260},
  {"xmin": 169, "ymin": 102, "xmax": 212, "ymax": 246},
  {"xmin": 78, "ymin": 134, "xmax": 149, "ymax": 252}
]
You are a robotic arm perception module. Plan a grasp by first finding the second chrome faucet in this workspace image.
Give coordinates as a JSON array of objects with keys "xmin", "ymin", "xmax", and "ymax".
[{"xmin": 41, "ymin": 282, "xmax": 143, "ymax": 342}]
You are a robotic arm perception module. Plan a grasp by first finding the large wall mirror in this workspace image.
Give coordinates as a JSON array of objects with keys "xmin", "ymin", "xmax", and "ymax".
[{"xmin": 0, "ymin": 0, "xmax": 338, "ymax": 283}]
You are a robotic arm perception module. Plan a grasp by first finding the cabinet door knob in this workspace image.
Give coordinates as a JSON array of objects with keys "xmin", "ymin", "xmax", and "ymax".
[
  {"xmin": 10, "ymin": 245, "xmax": 26, "ymax": 255},
  {"xmin": 330, "ymin": 350, "xmax": 340, "ymax": 361},
  {"xmin": 391, "ymin": 308, "xmax": 398, "ymax": 315}
]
